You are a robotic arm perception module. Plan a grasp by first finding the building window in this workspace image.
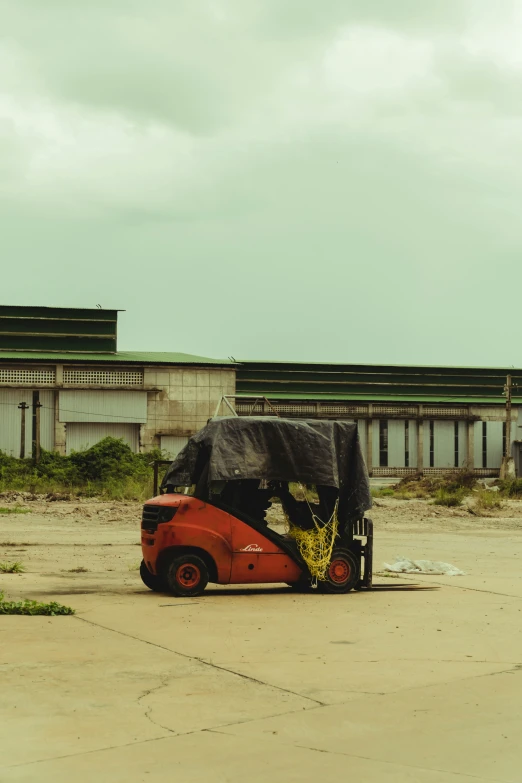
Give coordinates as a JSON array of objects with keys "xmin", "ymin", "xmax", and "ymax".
[
  {"xmin": 503, "ymin": 421, "xmax": 507, "ymax": 458},
  {"xmin": 0, "ymin": 367, "xmax": 55, "ymax": 385},
  {"xmin": 404, "ymin": 420, "xmax": 409, "ymax": 467},
  {"xmin": 482, "ymin": 421, "xmax": 487, "ymax": 468},
  {"xmin": 379, "ymin": 420, "xmax": 388, "ymax": 467},
  {"xmin": 429, "ymin": 420, "xmax": 434, "ymax": 467},
  {"xmin": 454, "ymin": 421, "xmax": 459, "ymax": 468},
  {"xmin": 63, "ymin": 368, "xmax": 144, "ymax": 386}
]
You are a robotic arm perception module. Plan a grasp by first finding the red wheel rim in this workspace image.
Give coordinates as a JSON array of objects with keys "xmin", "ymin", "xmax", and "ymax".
[
  {"xmin": 176, "ymin": 563, "xmax": 200, "ymax": 588},
  {"xmin": 329, "ymin": 558, "xmax": 350, "ymax": 584}
]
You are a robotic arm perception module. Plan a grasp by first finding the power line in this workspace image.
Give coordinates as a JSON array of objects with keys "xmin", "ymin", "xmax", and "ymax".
[
  {"xmin": 0, "ymin": 387, "xmax": 519, "ymax": 424},
  {"xmin": 0, "ymin": 399, "xmax": 230, "ymax": 424}
]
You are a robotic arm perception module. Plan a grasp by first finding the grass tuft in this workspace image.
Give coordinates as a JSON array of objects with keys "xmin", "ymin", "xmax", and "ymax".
[
  {"xmin": 470, "ymin": 488, "xmax": 503, "ymax": 516},
  {"xmin": 0, "ymin": 507, "xmax": 30, "ymax": 514},
  {"xmin": 0, "ymin": 561, "xmax": 24, "ymax": 573},
  {"xmin": 371, "ymin": 487, "xmax": 396, "ymax": 498},
  {"xmin": 432, "ymin": 488, "xmax": 466, "ymax": 507}
]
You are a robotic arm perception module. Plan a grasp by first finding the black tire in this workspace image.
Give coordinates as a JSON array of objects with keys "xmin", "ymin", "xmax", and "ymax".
[
  {"xmin": 166, "ymin": 554, "xmax": 209, "ymax": 597},
  {"xmin": 140, "ymin": 560, "xmax": 164, "ymax": 592},
  {"xmin": 319, "ymin": 548, "xmax": 360, "ymax": 594}
]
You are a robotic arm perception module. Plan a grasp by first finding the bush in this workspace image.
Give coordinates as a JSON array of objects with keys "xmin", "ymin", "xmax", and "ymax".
[
  {"xmin": 499, "ymin": 478, "xmax": 522, "ymax": 497},
  {"xmin": 0, "ymin": 438, "xmax": 163, "ymax": 500},
  {"xmin": 433, "ymin": 488, "xmax": 466, "ymax": 507}
]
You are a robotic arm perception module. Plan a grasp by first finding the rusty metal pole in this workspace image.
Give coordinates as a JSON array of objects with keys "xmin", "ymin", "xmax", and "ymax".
[
  {"xmin": 153, "ymin": 460, "xmax": 159, "ymax": 497},
  {"xmin": 18, "ymin": 402, "xmax": 29, "ymax": 459}
]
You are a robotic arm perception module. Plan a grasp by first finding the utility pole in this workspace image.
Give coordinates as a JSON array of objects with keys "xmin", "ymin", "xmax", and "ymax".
[
  {"xmin": 501, "ymin": 375, "xmax": 516, "ymax": 479},
  {"xmin": 18, "ymin": 402, "xmax": 29, "ymax": 459},
  {"xmin": 505, "ymin": 375, "xmax": 512, "ymax": 457}
]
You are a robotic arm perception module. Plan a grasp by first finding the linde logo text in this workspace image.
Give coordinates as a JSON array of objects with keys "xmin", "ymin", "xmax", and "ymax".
[{"xmin": 240, "ymin": 544, "xmax": 263, "ymax": 552}]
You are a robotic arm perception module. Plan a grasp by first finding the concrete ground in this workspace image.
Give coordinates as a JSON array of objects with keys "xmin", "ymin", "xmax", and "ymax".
[{"xmin": 1, "ymin": 496, "xmax": 522, "ymax": 782}]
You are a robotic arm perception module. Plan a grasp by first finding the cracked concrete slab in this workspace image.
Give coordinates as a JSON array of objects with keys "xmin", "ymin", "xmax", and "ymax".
[
  {"xmin": 216, "ymin": 670, "xmax": 522, "ymax": 782},
  {"xmin": 0, "ymin": 730, "xmax": 503, "ymax": 783},
  {"xmin": 1, "ymin": 498, "xmax": 522, "ymax": 781},
  {"xmin": 0, "ymin": 616, "xmax": 311, "ymax": 767}
]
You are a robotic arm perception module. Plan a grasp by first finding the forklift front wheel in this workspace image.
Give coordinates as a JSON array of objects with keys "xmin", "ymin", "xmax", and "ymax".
[
  {"xmin": 140, "ymin": 560, "xmax": 164, "ymax": 592},
  {"xmin": 319, "ymin": 549, "xmax": 360, "ymax": 594},
  {"xmin": 166, "ymin": 554, "xmax": 209, "ymax": 597}
]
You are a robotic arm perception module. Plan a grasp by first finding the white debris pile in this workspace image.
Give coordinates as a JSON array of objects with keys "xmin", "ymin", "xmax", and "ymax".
[{"xmin": 383, "ymin": 557, "xmax": 465, "ymax": 576}]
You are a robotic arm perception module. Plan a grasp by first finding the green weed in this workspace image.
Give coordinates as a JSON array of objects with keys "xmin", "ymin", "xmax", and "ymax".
[
  {"xmin": 0, "ymin": 591, "xmax": 74, "ymax": 616},
  {"xmin": 396, "ymin": 470, "xmax": 477, "ymax": 500},
  {"xmin": 470, "ymin": 489, "xmax": 503, "ymax": 515},
  {"xmin": 0, "ymin": 507, "xmax": 30, "ymax": 514},
  {"xmin": 0, "ymin": 561, "xmax": 25, "ymax": 573},
  {"xmin": 499, "ymin": 478, "xmax": 522, "ymax": 498},
  {"xmin": 433, "ymin": 488, "xmax": 466, "ymax": 507},
  {"xmin": 371, "ymin": 488, "xmax": 396, "ymax": 498}
]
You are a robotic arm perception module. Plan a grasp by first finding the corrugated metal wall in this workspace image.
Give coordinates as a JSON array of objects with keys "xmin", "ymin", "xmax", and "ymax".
[
  {"xmin": 0, "ymin": 389, "xmax": 54, "ymax": 456},
  {"xmin": 59, "ymin": 391, "xmax": 147, "ymax": 423},
  {"xmin": 422, "ymin": 420, "xmax": 458, "ymax": 468},
  {"xmin": 473, "ymin": 420, "xmax": 504, "ymax": 468},
  {"xmin": 388, "ymin": 421, "xmax": 405, "ymax": 468},
  {"xmin": 434, "ymin": 421, "xmax": 455, "ymax": 468},
  {"xmin": 458, "ymin": 421, "xmax": 467, "ymax": 467},
  {"xmin": 487, "ymin": 421, "xmax": 503, "ymax": 468},
  {"xmin": 160, "ymin": 435, "xmax": 189, "ymax": 459},
  {"xmin": 408, "ymin": 421, "xmax": 418, "ymax": 468},
  {"xmin": 65, "ymin": 423, "xmax": 139, "ymax": 454},
  {"xmin": 364, "ymin": 417, "xmax": 510, "ymax": 470},
  {"xmin": 356, "ymin": 421, "xmax": 366, "ymax": 457}
]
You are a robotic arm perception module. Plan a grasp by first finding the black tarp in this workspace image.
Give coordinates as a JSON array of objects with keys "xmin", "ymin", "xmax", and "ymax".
[{"xmin": 161, "ymin": 417, "xmax": 371, "ymax": 523}]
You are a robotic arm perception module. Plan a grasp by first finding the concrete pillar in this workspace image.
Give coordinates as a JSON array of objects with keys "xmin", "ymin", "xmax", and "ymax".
[
  {"xmin": 366, "ymin": 419, "xmax": 373, "ymax": 474},
  {"xmin": 55, "ymin": 364, "xmax": 63, "ymax": 386},
  {"xmin": 467, "ymin": 420, "xmax": 475, "ymax": 469}
]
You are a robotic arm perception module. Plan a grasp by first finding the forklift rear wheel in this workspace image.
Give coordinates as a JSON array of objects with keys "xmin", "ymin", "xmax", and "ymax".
[
  {"xmin": 140, "ymin": 560, "xmax": 164, "ymax": 592},
  {"xmin": 319, "ymin": 549, "xmax": 360, "ymax": 594},
  {"xmin": 166, "ymin": 554, "xmax": 209, "ymax": 597}
]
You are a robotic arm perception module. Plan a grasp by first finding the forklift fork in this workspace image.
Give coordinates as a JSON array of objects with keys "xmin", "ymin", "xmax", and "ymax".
[{"xmin": 353, "ymin": 517, "xmax": 373, "ymax": 589}]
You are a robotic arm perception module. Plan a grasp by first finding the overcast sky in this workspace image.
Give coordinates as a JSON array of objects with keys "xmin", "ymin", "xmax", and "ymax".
[{"xmin": 1, "ymin": 1, "xmax": 521, "ymax": 366}]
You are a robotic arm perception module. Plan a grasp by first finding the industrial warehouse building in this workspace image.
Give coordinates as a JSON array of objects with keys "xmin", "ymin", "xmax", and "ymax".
[
  {"xmin": 0, "ymin": 306, "xmax": 235, "ymax": 459},
  {"xmin": 1, "ymin": 304, "xmax": 521, "ymax": 476},
  {"xmin": 234, "ymin": 362, "xmax": 522, "ymax": 478}
]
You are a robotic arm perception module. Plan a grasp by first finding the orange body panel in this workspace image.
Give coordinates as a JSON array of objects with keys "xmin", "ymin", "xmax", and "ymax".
[{"xmin": 141, "ymin": 494, "xmax": 304, "ymax": 586}]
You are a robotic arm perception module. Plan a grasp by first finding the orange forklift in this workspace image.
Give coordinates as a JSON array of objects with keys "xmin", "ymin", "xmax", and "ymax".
[{"xmin": 140, "ymin": 417, "xmax": 373, "ymax": 597}]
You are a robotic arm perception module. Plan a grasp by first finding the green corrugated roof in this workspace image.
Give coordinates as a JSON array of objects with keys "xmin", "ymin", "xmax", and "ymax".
[
  {"xmin": 0, "ymin": 350, "xmax": 234, "ymax": 366},
  {"xmin": 239, "ymin": 359, "xmax": 522, "ymax": 372},
  {"xmin": 236, "ymin": 360, "xmax": 521, "ymax": 405}
]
